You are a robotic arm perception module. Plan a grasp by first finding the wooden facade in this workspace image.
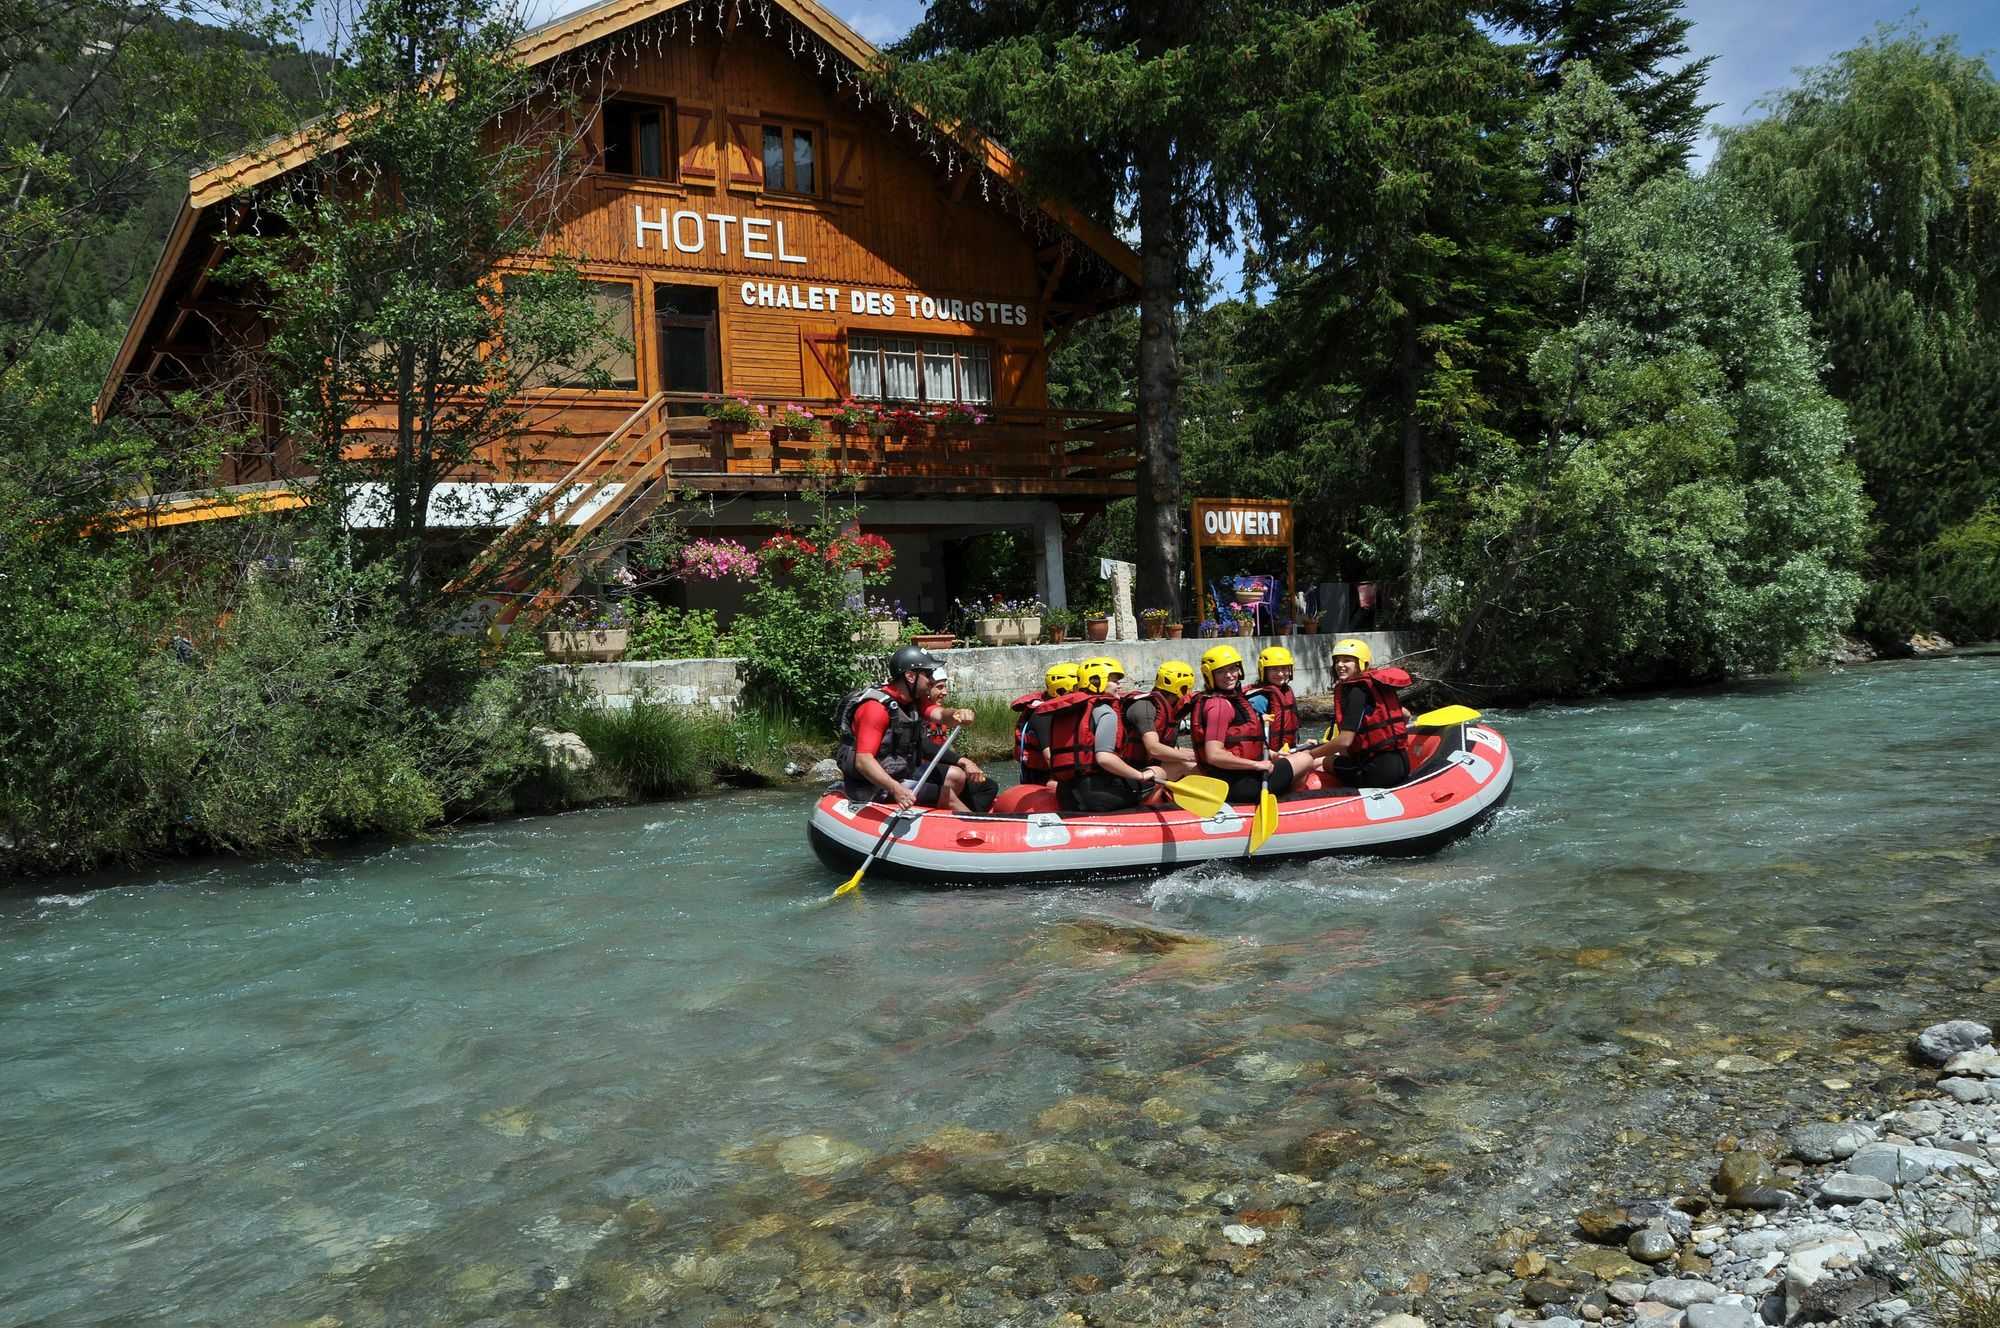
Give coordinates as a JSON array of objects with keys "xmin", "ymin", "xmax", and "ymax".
[{"xmin": 98, "ymin": 0, "xmax": 1140, "ymax": 508}]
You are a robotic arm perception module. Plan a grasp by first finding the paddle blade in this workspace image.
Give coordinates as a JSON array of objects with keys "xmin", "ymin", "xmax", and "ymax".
[
  {"xmin": 831, "ymin": 868, "xmax": 864, "ymax": 897},
  {"xmin": 1162, "ymin": 775, "xmax": 1228, "ymax": 819},
  {"xmin": 1248, "ymin": 790, "xmax": 1278, "ymax": 853},
  {"xmin": 1413, "ymin": 704, "xmax": 1483, "ymax": 728}
]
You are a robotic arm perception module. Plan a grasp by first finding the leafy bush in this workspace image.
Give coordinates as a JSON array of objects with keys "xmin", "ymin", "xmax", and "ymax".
[
  {"xmin": 1928, "ymin": 505, "xmax": 2000, "ymax": 643},
  {"xmin": 138, "ymin": 570, "xmax": 548, "ymax": 854},
  {"xmin": 738, "ymin": 497, "xmax": 877, "ymax": 725},
  {"xmin": 628, "ymin": 603, "xmax": 741, "ymax": 660}
]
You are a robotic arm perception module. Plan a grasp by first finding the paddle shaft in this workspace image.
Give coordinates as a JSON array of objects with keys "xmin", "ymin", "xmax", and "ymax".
[{"xmin": 835, "ymin": 726, "xmax": 960, "ymax": 894}]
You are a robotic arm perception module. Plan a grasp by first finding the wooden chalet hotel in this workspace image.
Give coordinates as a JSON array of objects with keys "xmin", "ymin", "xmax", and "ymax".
[{"xmin": 97, "ymin": 0, "xmax": 1140, "ymax": 626}]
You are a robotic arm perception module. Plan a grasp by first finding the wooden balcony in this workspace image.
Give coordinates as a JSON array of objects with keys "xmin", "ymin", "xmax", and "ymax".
[{"xmin": 341, "ymin": 393, "xmax": 1140, "ymax": 499}]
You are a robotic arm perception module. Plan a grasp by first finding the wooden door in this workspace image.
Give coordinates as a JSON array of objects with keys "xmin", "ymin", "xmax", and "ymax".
[{"xmin": 655, "ymin": 284, "xmax": 720, "ymax": 415}]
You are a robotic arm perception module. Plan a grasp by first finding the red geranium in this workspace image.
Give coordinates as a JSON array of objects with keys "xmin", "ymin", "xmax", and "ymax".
[
  {"xmin": 758, "ymin": 531, "xmax": 820, "ymax": 574},
  {"xmin": 833, "ymin": 531, "xmax": 894, "ymax": 576}
]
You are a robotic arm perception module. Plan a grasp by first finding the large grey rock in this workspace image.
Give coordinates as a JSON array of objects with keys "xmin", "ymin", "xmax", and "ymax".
[
  {"xmin": 1789, "ymin": 1122, "xmax": 1877, "ymax": 1163},
  {"xmin": 529, "ymin": 727, "xmax": 595, "ymax": 773},
  {"xmin": 1794, "ymin": 1274, "xmax": 1895, "ymax": 1323},
  {"xmin": 1938, "ymin": 1077, "xmax": 1997, "ymax": 1104},
  {"xmin": 1944, "ymin": 1047, "xmax": 2000, "ymax": 1079},
  {"xmin": 1630, "ymin": 1303, "xmax": 1685, "ymax": 1328},
  {"xmin": 1684, "ymin": 1304, "xmax": 1761, "ymax": 1328},
  {"xmin": 1784, "ymin": 1236, "xmax": 1869, "ymax": 1322},
  {"xmin": 1912, "ymin": 1021, "xmax": 1991, "ymax": 1066},
  {"xmin": 806, "ymin": 758, "xmax": 842, "ymax": 783},
  {"xmin": 1848, "ymin": 1142, "xmax": 1996, "ymax": 1185},
  {"xmin": 1643, "ymin": 1279, "xmax": 1724, "ymax": 1308},
  {"xmin": 1816, "ymin": 1173, "xmax": 1894, "ymax": 1205}
]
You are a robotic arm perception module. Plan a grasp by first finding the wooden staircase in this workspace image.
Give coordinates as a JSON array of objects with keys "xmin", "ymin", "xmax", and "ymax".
[{"xmin": 443, "ymin": 393, "xmax": 705, "ymax": 637}]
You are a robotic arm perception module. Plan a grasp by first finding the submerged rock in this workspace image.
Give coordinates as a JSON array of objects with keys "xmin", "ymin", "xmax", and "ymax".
[{"xmin": 1033, "ymin": 918, "xmax": 1221, "ymax": 960}]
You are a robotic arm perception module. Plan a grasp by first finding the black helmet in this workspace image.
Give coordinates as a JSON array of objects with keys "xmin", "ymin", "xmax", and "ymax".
[{"xmin": 889, "ymin": 644, "xmax": 942, "ymax": 679}]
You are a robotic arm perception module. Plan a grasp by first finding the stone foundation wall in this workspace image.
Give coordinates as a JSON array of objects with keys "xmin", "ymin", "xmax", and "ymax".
[{"xmin": 548, "ymin": 631, "xmax": 1421, "ymax": 711}]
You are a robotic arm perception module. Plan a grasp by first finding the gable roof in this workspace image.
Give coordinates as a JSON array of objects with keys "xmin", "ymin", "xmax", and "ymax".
[{"xmin": 98, "ymin": 0, "xmax": 1139, "ymax": 420}]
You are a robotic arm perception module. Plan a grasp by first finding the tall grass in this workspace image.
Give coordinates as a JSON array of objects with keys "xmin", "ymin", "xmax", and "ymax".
[{"xmin": 554, "ymin": 699, "xmax": 829, "ymax": 800}]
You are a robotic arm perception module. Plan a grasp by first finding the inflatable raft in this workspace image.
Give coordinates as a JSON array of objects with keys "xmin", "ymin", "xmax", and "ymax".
[{"xmin": 807, "ymin": 715, "xmax": 1513, "ymax": 886}]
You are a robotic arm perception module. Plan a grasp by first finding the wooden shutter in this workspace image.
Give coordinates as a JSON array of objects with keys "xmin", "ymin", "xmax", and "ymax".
[
  {"xmin": 801, "ymin": 327, "xmax": 843, "ymax": 397},
  {"xmin": 724, "ymin": 110, "xmax": 764, "ymax": 191},
  {"xmin": 675, "ymin": 104, "xmax": 716, "ymax": 182},
  {"xmin": 827, "ymin": 126, "xmax": 865, "ymax": 203},
  {"xmin": 999, "ymin": 342, "xmax": 1045, "ymax": 406}
]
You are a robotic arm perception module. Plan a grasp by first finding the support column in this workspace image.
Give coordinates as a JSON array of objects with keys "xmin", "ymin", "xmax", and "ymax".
[{"xmin": 1035, "ymin": 509, "xmax": 1068, "ymax": 611}]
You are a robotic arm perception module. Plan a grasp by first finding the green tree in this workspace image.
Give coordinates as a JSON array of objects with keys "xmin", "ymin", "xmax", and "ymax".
[
  {"xmin": 229, "ymin": 0, "xmax": 613, "ymax": 611},
  {"xmin": 1715, "ymin": 26, "xmax": 2000, "ymax": 643},
  {"xmin": 0, "ymin": 0, "xmax": 299, "ymax": 357},
  {"xmin": 892, "ymin": 0, "xmax": 1363, "ymax": 615},
  {"xmin": 1428, "ymin": 70, "xmax": 1864, "ymax": 692},
  {"xmin": 1241, "ymin": 0, "xmax": 1548, "ymax": 585}
]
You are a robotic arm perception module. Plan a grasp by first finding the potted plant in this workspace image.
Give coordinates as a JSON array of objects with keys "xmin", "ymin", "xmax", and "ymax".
[
  {"xmin": 864, "ymin": 594, "xmax": 907, "ymax": 648},
  {"xmin": 960, "ymin": 594, "xmax": 1044, "ymax": 646},
  {"xmin": 1199, "ymin": 618, "xmax": 1220, "ymax": 638},
  {"xmin": 703, "ymin": 391, "xmax": 766, "ymax": 432},
  {"xmin": 1043, "ymin": 605, "xmax": 1081, "ymax": 644},
  {"xmin": 1138, "ymin": 606, "xmax": 1171, "ymax": 640},
  {"xmin": 769, "ymin": 401, "xmax": 824, "ymax": 443},
  {"xmin": 1084, "ymin": 606, "xmax": 1111, "ymax": 642},
  {"xmin": 545, "ymin": 598, "xmax": 630, "ymax": 662},
  {"xmin": 903, "ymin": 619, "xmax": 956, "ymax": 651},
  {"xmin": 1166, "ymin": 620, "xmax": 1185, "ymax": 640}
]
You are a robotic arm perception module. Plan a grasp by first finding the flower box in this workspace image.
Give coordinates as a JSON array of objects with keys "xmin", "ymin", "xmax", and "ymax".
[
  {"xmin": 870, "ymin": 618, "xmax": 904, "ymax": 647},
  {"xmin": 974, "ymin": 616, "xmax": 1040, "ymax": 646},
  {"xmin": 910, "ymin": 632, "xmax": 956, "ymax": 651},
  {"xmin": 545, "ymin": 628, "xmax": 628, "ymax": 663}
]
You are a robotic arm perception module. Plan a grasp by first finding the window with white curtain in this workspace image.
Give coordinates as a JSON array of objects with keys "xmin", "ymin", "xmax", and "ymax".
[{"xmin": 848, "ymin": 334, "xmax": 993, "ymax": 404}]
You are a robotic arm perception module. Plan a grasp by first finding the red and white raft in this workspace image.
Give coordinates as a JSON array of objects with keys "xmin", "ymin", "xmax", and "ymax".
[{"xmin": 807, "ymin": 716, "xmax": 1514, "ymax": 886}]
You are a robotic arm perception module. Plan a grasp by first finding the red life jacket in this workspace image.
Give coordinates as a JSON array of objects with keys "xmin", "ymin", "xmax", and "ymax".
[
  {"xmin": 1039, "ymin": 690, "xmax": 1100, "ymax": 782},
  {"xmin": 1343, "ymin": 670, "xmax": 1411, "ymax": 759},
  {"xmin": 1011, "ymin": 691, "xmax": 1057, "ymax": 776},
  {"xmin": 1189, "ymin": 689, "xmax": 1264, "ymax": 774},
  {"xmin": 1107, "ymin": 695, "xmax": 1151, "ymax": 766},
  {"xmin": 1244, "ymin": 682, "xmax": 1299, "ymax": 751},
  {"xmin": 1139, "ymin": 688, "xmax": 1186, "ymax": 740}
]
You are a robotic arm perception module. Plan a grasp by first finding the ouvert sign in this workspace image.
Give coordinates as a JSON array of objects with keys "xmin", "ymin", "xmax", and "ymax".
[{"xmin": 1190, "ymin": 498, "xmax": 1295, "ymax": 627}]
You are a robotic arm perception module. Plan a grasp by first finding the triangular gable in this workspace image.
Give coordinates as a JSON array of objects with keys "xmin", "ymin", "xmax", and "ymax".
[{"xmin": 98, "ymin": 0, "xmax": 1139, "ymax": 419}]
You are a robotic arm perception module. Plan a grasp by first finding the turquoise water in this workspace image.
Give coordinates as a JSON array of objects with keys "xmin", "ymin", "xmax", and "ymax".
[{"xmin": 3, "ymin": 655, "xmax": 1997, "ymax": 1326}]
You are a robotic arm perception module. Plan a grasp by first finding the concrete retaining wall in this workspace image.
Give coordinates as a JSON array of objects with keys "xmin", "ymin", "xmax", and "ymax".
[{"xmin": 549, "ymin": 631, "xmax": 1420, "ymax": 711}]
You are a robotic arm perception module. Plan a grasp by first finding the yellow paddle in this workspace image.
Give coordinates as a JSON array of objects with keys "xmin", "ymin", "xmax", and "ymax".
[
  {"xmin": 1159, "ymin": 774, "xmax": 1228, "ymax": 819},
  {"xmin": 1412, "ymin": 704, "xmax": 1483, "ymax": 727},
  {"xmin": 1248, "ymin": 716, "xmax": 1278, "ymax": 854}
]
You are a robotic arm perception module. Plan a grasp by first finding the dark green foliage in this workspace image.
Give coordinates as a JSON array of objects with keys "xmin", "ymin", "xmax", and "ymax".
[
  {"xmin": 737, "ymin": 498, "xmax": 872, "ymax": 725},
  {"xmin": 139, "ymin": 570, "xmax": 546, "ymax": 852},
  {"xmin": 1425, "ymin": 77, "xmax": 1864, "ymax": 692},
  {"xmin": 562, "ymin": 700, "xmax": 714, "ymax": 799},
  {"xmin": 1716, "ymin": 27, "xmax": 2000, "ymax": 643}
]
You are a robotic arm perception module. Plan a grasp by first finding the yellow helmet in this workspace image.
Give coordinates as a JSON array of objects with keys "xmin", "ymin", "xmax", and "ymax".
[
  {"xmin": 1078, "ymin": 656, "xmax": 1125, "ymax": 695},
  {"xmin": 1200, "ymin": 643, "xmax": 1244, "ymax": 688},
  {"xmin": 1044, "ymin": 661, "xmax": 1080, "ymax": 696},
  {"xmin": 1153, "ymin": 660, "xmax": 1196, "ymax": 699},
  {"xmin": 1257, "ymin": 645, "xmax": 1295, "ymax": 676},
  {"xmin": 1331, "ymin": 636, "xmax": 1374, "ymax": 670}
]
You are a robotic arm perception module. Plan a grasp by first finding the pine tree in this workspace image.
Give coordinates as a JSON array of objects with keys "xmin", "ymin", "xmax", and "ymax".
[{"xmin": 891, "ymin": 1, "xmax": 1364, "ymax": 615}]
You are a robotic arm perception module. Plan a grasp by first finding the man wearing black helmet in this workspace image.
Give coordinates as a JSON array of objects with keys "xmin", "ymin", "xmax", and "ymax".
[{"xmin": 834, "ymin": 646, "xmax": 977, "ymax": 811}]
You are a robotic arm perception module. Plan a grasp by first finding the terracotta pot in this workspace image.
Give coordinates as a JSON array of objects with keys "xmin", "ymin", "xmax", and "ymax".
[
  {"xmin": 1166, "ymin": 623, "xmax": 1185, "ymax": 639},
  {"xmin": 1048, "ymin": 626, "xmax": 1069, "ymax": 644},
  {"xmin": 1140, "ymin": 620, "xmax": 1165, "ymax": 639},
  {"xmin": 1084, "ymin": 617, "xmax": 1110, "ymax": 642},
  {"xmin": 910, "ymin": 633, "xmax": 956, "ymax": 650}
]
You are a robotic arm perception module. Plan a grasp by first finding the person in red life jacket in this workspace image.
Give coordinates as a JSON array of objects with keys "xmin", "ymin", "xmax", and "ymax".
[
  {"xmin": 1321, "ymin": 636, "xmax": 1413, "ymax": 788},
  {"xmin": 1048, "ymin": 656, "xmax": 1166, "ymax": 813},
  {"xmin": 920, "ymin": 669, "xmax": 997, "ymax": 812},
  {"xmin": 1121, "ymin": 660, "xmax": 1198, "ymax": 780},
  {"xmin": 1244, "ymin": 645, "xmax": 1304, "ymax": 753},
  {"xmin": 834, "ymin": 645, "xmax": 976, "ymax": 811},
  {"xmin": 1010, "ymin": 661, "xmax": 1079, "ymax": 785},
  {"xmin": 1190, "ymin": 644, "xmax": 1319, "ymax": 804}
]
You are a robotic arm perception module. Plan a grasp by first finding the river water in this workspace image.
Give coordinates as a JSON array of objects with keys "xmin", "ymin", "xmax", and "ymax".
[{"xmin": 4, "ymin": 655, "xmax": 1997, "ymax": 1327}]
